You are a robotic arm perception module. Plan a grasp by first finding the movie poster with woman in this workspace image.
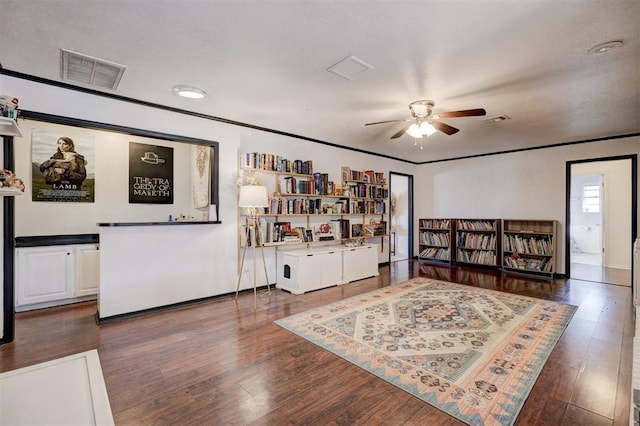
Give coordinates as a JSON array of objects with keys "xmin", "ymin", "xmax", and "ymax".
[{"xmin": 31, "ymin": 129, "xmax": 95, "ymax": 202}]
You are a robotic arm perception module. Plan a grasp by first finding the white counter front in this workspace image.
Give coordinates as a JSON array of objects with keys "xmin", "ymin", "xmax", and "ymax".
[{"xmin": 97, "ymin": 221, "xmax": 223, "ymax": 320}]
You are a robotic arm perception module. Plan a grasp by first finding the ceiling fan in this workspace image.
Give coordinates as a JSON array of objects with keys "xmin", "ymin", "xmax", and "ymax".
[{"xmin": 364, "ymin": 100, "xmax": 486, "ymax": 139}]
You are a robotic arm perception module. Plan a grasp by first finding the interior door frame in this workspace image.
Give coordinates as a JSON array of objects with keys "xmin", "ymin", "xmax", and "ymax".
[
  {"xmin": 388, "ymin": 172, "xmax": 414, "ymax": 262},
  {"xmin": 565, "ymin": 154, "xmax": 637, "ymax": 279}
]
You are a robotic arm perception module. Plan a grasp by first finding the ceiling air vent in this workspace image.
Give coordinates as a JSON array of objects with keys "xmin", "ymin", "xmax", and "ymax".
[
  {"xmin": 60, "ymin": 49, "xmax": 126, "ymax": 90},
  {"xmin": 484, "ymin": 114, "xmax": 511, "ymax": 123},
  {"xmin": 327, "ymin": 55, "xmax": 374, "ymax": 80}
]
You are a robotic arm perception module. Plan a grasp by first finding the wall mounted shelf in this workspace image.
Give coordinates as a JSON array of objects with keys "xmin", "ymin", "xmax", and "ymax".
[{"xmin": 0, "ymin": 117, "xmax": 23, "ymax": 137}]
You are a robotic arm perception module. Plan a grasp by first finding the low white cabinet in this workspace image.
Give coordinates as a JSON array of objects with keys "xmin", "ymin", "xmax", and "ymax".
[
  {"xmin": 15, "ymin": 243, "xmax": 100, "ymax": 311},
  {"xmin": 277, "ymin": 244, "xmax": 379, "ymax": 295},
  {"xmin": 342, "ymin": 245, "xmax": 379, "ymax": 282}
]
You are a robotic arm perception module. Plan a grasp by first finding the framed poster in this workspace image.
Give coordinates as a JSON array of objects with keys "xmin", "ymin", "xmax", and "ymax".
[
  {"xmin": 129, "ymin": 142, "xmax": 174, "ymax": 204},
  {"xmin": 31, "ymin": 129, "xmax": 95, "ymax": 202}
]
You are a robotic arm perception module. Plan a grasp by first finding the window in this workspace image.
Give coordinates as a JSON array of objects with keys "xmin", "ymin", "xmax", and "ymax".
[{"xmin": 582, "ymin": 184, "xmax": 600, "ymax": 213}]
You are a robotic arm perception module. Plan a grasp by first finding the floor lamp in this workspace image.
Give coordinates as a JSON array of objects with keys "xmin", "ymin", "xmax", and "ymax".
[{"xmin": 235, "ymin": 185, "xmax": 271, "ymax": 310}]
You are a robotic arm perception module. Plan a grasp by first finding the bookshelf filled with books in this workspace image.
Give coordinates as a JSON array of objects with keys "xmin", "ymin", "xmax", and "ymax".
[
  {"xmin": 502, "ymin": 219, "xmax": 556, "ymax": 277},
  {"xmin": 418, "ymin": 218, "xmax": 453, "ymax": 263},
  {"xmin": 455, "ymin": 219, "xmax": 500, "ymax": 267},
  {"xmin": 239, "ymin": 154, "xmax": 388, "ymax": 249},
  {"xmin": 340, "ymin": 166, "xmax": 388, "ymax": 245}
]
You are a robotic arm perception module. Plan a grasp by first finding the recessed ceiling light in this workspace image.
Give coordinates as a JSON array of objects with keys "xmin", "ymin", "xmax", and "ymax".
[
  {"xmin": 172, "ymin": 85, "xmax": 206, "ymax": 99},
  {"xmin": 588, "ymin": 40, "xmax": 623, "ymax": 55}
]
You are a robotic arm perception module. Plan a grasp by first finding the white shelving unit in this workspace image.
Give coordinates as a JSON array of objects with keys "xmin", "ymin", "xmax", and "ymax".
[{"xmin": 0, "ymin": 116, "xmax": 23, "ymax": 137}]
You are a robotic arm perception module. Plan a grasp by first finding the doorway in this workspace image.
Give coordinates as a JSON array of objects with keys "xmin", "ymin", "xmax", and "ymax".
[
  {"xmin": 389, "ymin": 172, "xmax": 413, "ymax": 262},
  {"xmin": 566, "ymin": 156, "xmax": 637, "ymax": 286}
]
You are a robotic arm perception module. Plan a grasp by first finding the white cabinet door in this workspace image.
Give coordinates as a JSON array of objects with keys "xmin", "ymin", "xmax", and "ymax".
[
  {"xmin": 75, "ymin": 244, "xmax": 100, "ymax": 297},
  {"xmin": 343, "ymin": 245, "xmax": 379, "ymax": 282},
  {"xmin": 16, "ymin": 246, "xmax": 75, "ymax": 307},
  {"xmin": 360, "ymin": 245, "xmax": 380, "ymax": 278},
  {"xmin": 342, "ymin": 248, "xmax": 364, "ymax": 282},
  {"xmin": 300, "ymin": 252, "xmax": 325, "ymax": 292},
  {"xmin": 319, "ymin": 250, "xmax": 344, "ymax": 287}
]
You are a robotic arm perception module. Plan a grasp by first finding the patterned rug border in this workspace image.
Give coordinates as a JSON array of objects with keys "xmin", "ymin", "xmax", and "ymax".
[{"xmin": 275, "ymin": 278, "xmax": 577, "ymax": 425}]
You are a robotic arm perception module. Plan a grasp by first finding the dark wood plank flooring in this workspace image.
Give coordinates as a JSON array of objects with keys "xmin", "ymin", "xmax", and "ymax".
[
  {"xmin": 570, "ymin": 262, "xmax": 632, "ymax": 287},
  {"xmin": 0, "ymin": 260, "xmax": 634, "ymax": 425}
]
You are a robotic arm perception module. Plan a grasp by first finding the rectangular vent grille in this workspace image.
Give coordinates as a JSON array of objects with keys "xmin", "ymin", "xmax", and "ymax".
[{"xmin": 60, "ymin": 49, "xmax": 126, "ymax": 90}]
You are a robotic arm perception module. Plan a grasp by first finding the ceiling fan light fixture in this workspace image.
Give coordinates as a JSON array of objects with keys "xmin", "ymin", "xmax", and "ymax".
[
  {"xmin": 407, "ymin": 121, "xmax": 437, "ymax": 138},
  {"xmin": 172, "ymin": 85, "xmax": 206, "ymax": 99},
  {"xmin": 406, "ymin": 123, "xmax": 423, "ymax": 138},
  {"xmin": 420, "ymin": 122, "xmax": 437, "ymax": 137}
]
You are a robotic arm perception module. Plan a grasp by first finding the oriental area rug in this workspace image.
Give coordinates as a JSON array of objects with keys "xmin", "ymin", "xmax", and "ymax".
[{"xmin": 275, "ymin": 277, "xmax": 576, "ymax": 426}]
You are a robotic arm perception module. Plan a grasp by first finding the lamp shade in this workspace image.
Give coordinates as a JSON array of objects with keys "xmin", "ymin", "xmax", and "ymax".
[{"xmin": 238, "ymin": 185, "xmax": 269, "ymax": 208}]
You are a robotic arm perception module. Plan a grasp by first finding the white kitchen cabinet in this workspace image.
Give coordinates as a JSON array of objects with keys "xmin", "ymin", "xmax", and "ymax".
[
  {"xmin": 15, "ymin": 243, "xmax": 100, "ymax": 311},
  {"xmin": 75, "ymin": 244, "xmax": 100, "ymax": 297},
  {"xmin": 277, "ymin": 244, "xmax": 379, "ymax": 294},
  {"xmin": 15, "ymin": 246, "xmax": 75, "ymax": 307}
]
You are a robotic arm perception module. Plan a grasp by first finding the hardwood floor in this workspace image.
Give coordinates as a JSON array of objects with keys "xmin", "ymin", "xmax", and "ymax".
[
  {"xmin": 570, "ymin": 262, "xmax": 632, "ymax": 287},
  {"xmin": 0, "ymin": 260, "xmax": 634, "ymax": 425}
]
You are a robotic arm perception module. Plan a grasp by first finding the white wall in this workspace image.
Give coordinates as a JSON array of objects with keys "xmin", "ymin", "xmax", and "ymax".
[
  {"xmin": 415, "ymin": 136, "xmax": 640, "ymax": 274},
  {"xmin": 0, "ymin": 74, "xmax": 414, "ymax": 341}
]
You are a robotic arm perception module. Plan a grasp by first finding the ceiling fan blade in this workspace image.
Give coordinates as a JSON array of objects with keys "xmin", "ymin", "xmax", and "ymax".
[
  {"xmin": 364, "ymin": 119, "xmax": 409, "ymax": 126},
  {"xmin": 390, "ymin": 124, "xmax": 411, "ymax": 139},
  {"xmin": 432, "ymin": 120, "xmax": 459, "ymax": 135},
  {"xmin": 434, "ymin": 108, "xmax": 486, "ymax": 119}
]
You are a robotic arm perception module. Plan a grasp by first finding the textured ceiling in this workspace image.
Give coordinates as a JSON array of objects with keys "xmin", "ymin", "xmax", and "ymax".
[{"xmin": 1, "ymin": 0, "xmax": 638, "ymax": 163}]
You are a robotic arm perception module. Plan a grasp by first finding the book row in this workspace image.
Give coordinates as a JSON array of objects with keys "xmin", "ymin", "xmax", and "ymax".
[
  {"xmin": 241, "ymin": 218, "xmax": 386, "ymax": 247},
  {"xmin": 265, "ymin": 197, "xmax": 386, "ymax": 215},
  {"xmin": 418, "ymin": 247, "xmax": 450, "ymax": 260},
  {"xmin": 243, "ymin": 152, "xmax": 313, "ymax": 175},
  {"xmin": 457, "ymin": 249, "xmax": 496, "ymax": 265},
  {"xmin": 341, "ymin": 167, "xmax": 386, "ymax": 185},
  {"xmin": 418, "ymin": 219, "xmax": 451, "ymax": 229},
  {"xmin": 456, "ymin": 220, "xmax": 496, "ymax": 231},
  {"xmin": 457, "ymin": 233, "xmax": 497, "ymax": 250},
  {"xmin": 419, "ymin": 231, "xmax": 450, "ymax": 247},
  {"xmin": 344, "ymin": 182, "xmax": 389, "ymax": 200},
  {"xmin": 503, "ymin": 234, "xmax": 553, "ymax": 256},
  {"xmin": 278, "ymin": 174, "xmax": 334, "ymax": 196},
  {"xmin": 503, "ymin": 256, "xmax": 552, "ymax": 272}
]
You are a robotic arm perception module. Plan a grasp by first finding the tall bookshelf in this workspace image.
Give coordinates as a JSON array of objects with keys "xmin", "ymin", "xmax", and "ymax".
[
  {"xmin": 502, "ymin": 219, "xmax": 556, "ymax": 277},
  {"xmin": 418, "ymin": 218, "xmax": 453, "ymax": 263},
  {"xmin": 455, "ymin": 219, "xmax": 500, "ymax": 267},
  {"xmin": 340, "ymin": 166, "xmax": 388, "ymax": 245}
]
